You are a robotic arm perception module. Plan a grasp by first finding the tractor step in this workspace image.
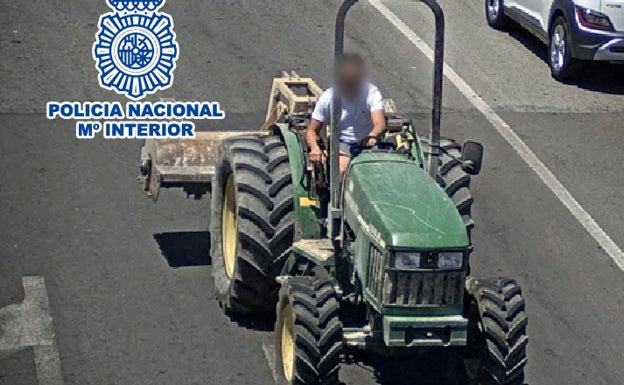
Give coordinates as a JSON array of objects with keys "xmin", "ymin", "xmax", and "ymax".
[{"xmin": 292, "ymin": 239, "xmax": 335, "ymax": 267}]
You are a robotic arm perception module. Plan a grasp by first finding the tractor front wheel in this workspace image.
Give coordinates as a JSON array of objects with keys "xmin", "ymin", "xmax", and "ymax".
[
  {"xmin": 462, "ymin": 277, "xmax": 528, "ymax": 385},
  {"xmin": 274, "ymin": 269, "xmax": 343, "ymax": 385}
]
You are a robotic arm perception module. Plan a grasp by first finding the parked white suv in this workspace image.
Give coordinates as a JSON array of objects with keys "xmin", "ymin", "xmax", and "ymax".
[{"xmin": 485, "ymin": 0, "xmax": 624, "ymax": 80}]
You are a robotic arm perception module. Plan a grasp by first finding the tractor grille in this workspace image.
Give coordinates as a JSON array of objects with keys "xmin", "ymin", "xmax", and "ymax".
[
  {"xmin": 367, "ymin": 246, "xmax": 387, "ymax": 300},
  {"xmin": 381, "ymin": 270, "xmax": 465, "ymax": 306},
  {"xmin": 367, "ymin": 246, "xmax": 465, "ymax": 307}
]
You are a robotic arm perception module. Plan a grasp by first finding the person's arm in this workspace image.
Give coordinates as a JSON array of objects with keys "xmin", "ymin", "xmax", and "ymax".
[
  {"xmin": 369, "ymin": 109, "xmax": 386, "ymax": 138},
  {"xmin": 365, "ymin": 86, "xmax": 386, "ymax": 146},
  {"xmin": 306, "ymin": 119, "xmax": 324, "ymax": 164},
  {"xmin": 307, "ymin": 90, "xmax": 331, "ymax": 164}
]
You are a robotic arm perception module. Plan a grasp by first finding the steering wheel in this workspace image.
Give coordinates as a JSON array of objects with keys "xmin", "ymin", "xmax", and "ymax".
[{"xmin": 359, "ymin": 135, "xmax": 397, "ymax": 151}]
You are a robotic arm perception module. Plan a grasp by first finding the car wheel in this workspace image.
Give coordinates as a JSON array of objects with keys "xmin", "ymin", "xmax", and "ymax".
[
  {"xmin": 485, "ymin": 0, "xmax": 506, "ymax": 29},
  {"xmin": 549, "ymin": 17, "xmax": 584, "ymax": 81}
]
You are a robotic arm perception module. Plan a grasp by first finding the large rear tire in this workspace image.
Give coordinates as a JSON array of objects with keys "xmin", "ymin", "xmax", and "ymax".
[
  {"xmin": 275, "ymin": 268, "xmax": 343, "ymax": 385},
  {"xmin": 462, "ymin": 277, "xmax": 528, "ymax": 385},
  {"xmin": 211, "ymin": 134, "xmax": 294, "ymax": 315},
  {"xmin": 421, "ymin": 137, "xmax": 475, "ymax": 238}
]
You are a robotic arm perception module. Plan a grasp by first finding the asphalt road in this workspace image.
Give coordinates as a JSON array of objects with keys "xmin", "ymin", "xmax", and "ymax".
[{"xmin": 1, "ymin": 0, "xmax": 624, "ymax": 384}]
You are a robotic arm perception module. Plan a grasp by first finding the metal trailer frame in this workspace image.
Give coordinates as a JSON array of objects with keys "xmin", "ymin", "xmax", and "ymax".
[{"xmin": 137, "ymin": 71, "xmax": 323, "ymax": 201}]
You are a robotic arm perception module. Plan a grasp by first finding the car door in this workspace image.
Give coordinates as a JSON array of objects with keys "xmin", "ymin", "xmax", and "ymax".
[
  {"xmin": 513, "ymin": 0, "xmax": 551, "ymax": 33},
  {"xmin": 503, "ymin": 0, "xmax": 523, "ymax": 14}
]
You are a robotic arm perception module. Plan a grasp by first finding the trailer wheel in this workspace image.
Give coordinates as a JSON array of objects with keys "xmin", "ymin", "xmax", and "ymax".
[
  {"xmin": 462, "ymin": 277, "xmax": 528, "ymax": 385},
  {"xmin": 275, "ymin": 268, "xmax": 343, "ymax": 385},
  {"xmin": 211, "ymin": 135, "xmax": 294, "ymax": 315},
  {"xmin": 421, "ymin": 137, "xmax": 475, "ymax": 238}
]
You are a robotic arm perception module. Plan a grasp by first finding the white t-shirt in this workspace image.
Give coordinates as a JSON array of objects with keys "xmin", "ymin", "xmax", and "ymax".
[{"xmin": 311, "ymin": 82, "xmax": 384, "ymax": 144}]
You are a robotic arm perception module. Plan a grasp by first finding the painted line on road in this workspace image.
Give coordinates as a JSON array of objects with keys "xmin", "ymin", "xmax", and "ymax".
[
  {"xmin": 262, "ymin": 343, "xmax": 278, "ymax": 383},
  {"xmin": 0, "ymin": 276, "xmax": 64, "ymax": 385},
  {"xmin": 369, "ymin": 0, "xmax": 624, "ymax": 272}
]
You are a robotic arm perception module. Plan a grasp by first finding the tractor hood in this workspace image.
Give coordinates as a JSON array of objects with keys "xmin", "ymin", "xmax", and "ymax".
[{"xmin": 344, "ymin": 152, "xmax": 469, "ymax": 249}]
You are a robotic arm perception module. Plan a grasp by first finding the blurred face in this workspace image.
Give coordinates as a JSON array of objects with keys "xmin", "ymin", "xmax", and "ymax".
[{"xmin": 339, "ymin": 61, "xmax": 364, "ymax": 100}]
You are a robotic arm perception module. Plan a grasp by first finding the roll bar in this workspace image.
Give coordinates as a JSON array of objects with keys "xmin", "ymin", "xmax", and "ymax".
[{"xmin": 328, "ymin": 0, "xmax": 446, "ymax": 239}]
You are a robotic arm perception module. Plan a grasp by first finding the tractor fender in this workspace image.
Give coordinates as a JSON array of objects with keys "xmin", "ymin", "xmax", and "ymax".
[{"xmin": 271, "ymin": 124, "xmax": 323, "ymax": 240}]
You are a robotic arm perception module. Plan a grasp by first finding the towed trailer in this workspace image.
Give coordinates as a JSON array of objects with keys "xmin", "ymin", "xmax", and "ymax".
[{"xmin": 138, "ymin": 72, "xmax": 325, "ymax": 201}]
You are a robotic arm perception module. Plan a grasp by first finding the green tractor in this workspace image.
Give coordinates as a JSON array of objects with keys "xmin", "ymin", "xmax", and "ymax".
[{"xmin": 139, "ymin": 0, "xmax": 528, "ymax": 384}]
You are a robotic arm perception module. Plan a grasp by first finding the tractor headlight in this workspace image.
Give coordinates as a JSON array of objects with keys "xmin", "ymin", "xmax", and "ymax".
[
  {"xmin": 391, "ymin": 251, "xmax": 465, "ymax": 270},
  {"xmin": 437, "ymin": 252, "xmax": 463, "ymax": 270},
  {"xmin": 394, "ymin": 253, "xmax": 421, "ymax": 269}
]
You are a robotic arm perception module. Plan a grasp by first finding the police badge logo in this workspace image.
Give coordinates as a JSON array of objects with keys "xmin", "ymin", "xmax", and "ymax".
[
  {"xmin": 93, "ymin": 0, "xmax": 179, "ymax": 100},
  {"xmin": 48, "ymin": 0, "xmax": 223, "ymax": 140}
]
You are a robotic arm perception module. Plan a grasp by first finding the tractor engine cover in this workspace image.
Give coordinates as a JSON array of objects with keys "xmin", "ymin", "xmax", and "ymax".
[{"xmin": 343, "ymin": 151, "xmax": 469, "ymax": 251}]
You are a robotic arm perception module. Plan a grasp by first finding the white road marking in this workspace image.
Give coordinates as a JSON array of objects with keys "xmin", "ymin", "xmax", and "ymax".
[
  {"xmin": 33, "ymin": 346, "xmax": 63, "ymax": 385},
  {"xmin": 369, "ymin": 0, "xmax": 624, "ymax": 272},
  {"xmin": 0, "ymin": 276, "xmax": 63, "ymax": 385},
  {"xmin": 262, "ymin": 343, "xmax": 278, "ymax": 384}
]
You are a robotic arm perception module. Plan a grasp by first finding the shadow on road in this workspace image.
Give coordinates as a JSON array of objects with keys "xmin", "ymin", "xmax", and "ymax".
[
  {"xmin": 504, "ymin": 20, "xmax": 624, "ymax": 94},
  {"xmin": 153, "ymin": 230, "xmax": 277, "ymax": 329},
  {"xmin": 153, "ymin": 231, "xmax": 211, "ymax": 268},
  {"xmin": 228, "ymin": 312, "xmax": 275, "ymax": 332},
  {"xmin": 343, "ymin": 349, "xmax": 465, "ymax": 385}
]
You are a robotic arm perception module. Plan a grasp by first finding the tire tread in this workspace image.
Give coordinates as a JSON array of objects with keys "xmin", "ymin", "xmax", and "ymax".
[{"xmin": 211, "ymin": 135, "xmax": 295, "ymax": 314}]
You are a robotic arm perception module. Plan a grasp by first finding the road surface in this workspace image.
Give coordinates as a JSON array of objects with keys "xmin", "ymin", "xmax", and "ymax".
[{"xmin": 1, "ymin": 0, "xmax": 623, "ymax": 384}]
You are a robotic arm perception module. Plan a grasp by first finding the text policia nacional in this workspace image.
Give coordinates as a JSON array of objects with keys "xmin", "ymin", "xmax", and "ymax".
[{"xmin": 46, "ymin": 101, "xmax": 225, "ymax": 139}]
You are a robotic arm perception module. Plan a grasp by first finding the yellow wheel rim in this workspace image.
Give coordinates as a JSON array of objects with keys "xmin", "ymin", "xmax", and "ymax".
[
  {"xmin": 222, "ymin": 174, "xmax": 238, "ymax": 279},
  {"xmin": 281, "ymin": 303, "xmax": 295, "ymax": 381}
]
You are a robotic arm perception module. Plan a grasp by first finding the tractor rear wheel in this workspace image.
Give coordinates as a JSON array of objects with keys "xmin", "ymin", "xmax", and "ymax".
[
  {"xmin": 462, "ymin": 277, "xmax": 528, "ymax": 385},
  {"xmin": 211, "ymin": 135, "xmax": 294, "ymax": 315},
  {"xmin": 275, "ymin": 268, "xmax": 343, "ymax": 385},
  {"xmin": 422, "ymin": 137, "xmax": 475, "ymax": 237}
]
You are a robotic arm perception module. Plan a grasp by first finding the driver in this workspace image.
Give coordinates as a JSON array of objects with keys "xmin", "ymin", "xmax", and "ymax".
[{"xmin": 305, "ymin": 53, "xmax": 386, "ymax": 179}]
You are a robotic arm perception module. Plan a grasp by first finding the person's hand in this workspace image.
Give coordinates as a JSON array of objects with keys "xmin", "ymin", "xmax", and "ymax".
[
  {"xmin": 309, "ymin": 146, "xmax": 324, "ymax": 164},
  {"xmin": 364, "ymin": 135, "xmax": 378, "ymax": 147}
]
